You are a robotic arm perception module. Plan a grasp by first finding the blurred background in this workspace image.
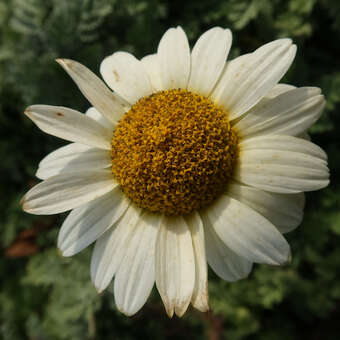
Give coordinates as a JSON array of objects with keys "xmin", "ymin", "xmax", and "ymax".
[{"xmin": 1, "ymin": 0, "xmax": 340, "ymax": 339}]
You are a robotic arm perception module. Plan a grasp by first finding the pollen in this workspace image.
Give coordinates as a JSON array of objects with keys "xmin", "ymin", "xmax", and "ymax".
[{"xmin": 111, "ymin": 89, "xmax": 238, "ymax": 215}]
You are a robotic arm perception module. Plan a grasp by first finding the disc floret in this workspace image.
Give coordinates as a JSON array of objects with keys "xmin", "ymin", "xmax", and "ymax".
[{"xmin": 111, "ymin": 89, "xmax": 238, "ymax": 215}]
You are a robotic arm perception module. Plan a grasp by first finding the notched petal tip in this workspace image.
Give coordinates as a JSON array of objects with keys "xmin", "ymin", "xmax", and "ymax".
[
  {"xmin": 175, "ymin": 308, "xmax": 187, "ymax": 318},
  {"xmin": 20, "ymin": 194, "xmax": 33, "ymax": 213},
  {"xmin": 19, "ymin": 195, "xmax": 27, "ymax": 209},
  {"xmin": 60, "ymin": 248, "xmax": 74, "ymax": 258},
  {"xmin": 162, "ymin": 301, "xmax": 174, "ymax": 318},
  {"xmin": 55, "ymin": 58, "xmax": 72, "ymax": 68},
  {"xmin": 166, "ymin": 308, "xmax": 174, "ymax": 318},
  {"xmin": 175, "ymin": 25, "xmax": 185, "ymax": 33},
  {"xmin": 24, "ymin": 107, "xmax": 32, "ymax": 117},
  {"xmin": 194, "ymin": 305, "xmax": 210, "ymax": 313},
  {"xmin": 92, "ymin": 281, "xmax": 104, "ymax": 294},
  {"xmin": 192, "ymin": 296, "xmax": 210, "ymax": 313}
]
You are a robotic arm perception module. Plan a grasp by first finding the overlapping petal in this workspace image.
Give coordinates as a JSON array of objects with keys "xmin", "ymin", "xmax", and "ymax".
[
  {"xmin": 155, "ymin": 215, "xmax": 195, "ymax": 317},
  {"xmin": 100, "ymin": 51, "xmax": 153, "ymax": 104},
  {"xmin": 58, "ymin": 189, "xmax": 129, "ymax": 256},
  {"xmin": 21, "ymin": 170, "xmax": 117, "ymax": 215},
  {"xmin": 235, "ymin": 135, "xmax": 329, "ymax": 193},
  {"xmin": 90, "ymin": 204, "xmax": 141, "ymax": 293},
  {"xmin": 36, "ymin": 143, "xmax": 111, "ymax": 180},
  {"xmin": 185, "ymin": 212, "xmax": 209, "ymax": 312},
  {"xmin": 141, "ymin": 54, "xmax": 163, "ymax": 92},
  {"xmin": 114, "ymin": 212, "xmax": 161, "ymax": 316},
  {"xmin": 85, "ymin": 107, "xmax": 114, "ymax": 130},
  {"xmin": 236, "ymin": 87, "xmax": 325, "ymax": 138},
  {"xmin": 188, "ymin": 27, "xmax": 232, "ymax": 96},
  {"xmin": 203, "ymin": 195, "xmax": 291, "ymax": 265},
  {"xmin": 227, "ymin": 182, "xmax": 305, "ymax": 233},
  {"xmin": 212, "ymin": 39, "xmax": 296, "ymax": 120},
  {"xmin": 25, "ymin": 105, "xmax": 112, "ymax": 150},
  {"xmin": 57, "ymin": 59, "xmax": 129, "ymax": 125},
  {"xmin": 157, "ymin": 26, "xmax": 191, "ymax": 89},
  {"xmin": 202, "ymin": 214, "xmax": 253, "ymax": 281},
  {"xmin": 265, "ymin": 83, "xmax": 296, "ymax": 98}
]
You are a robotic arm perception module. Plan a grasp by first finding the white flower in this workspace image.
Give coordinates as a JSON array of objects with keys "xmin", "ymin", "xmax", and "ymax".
[{"xmin": 21, "ymin": 26, "xmax": 329, "ymax": 317}]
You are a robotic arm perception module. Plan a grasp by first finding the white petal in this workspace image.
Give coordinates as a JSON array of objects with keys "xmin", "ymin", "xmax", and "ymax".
[
  {"xmin": 57, "ymin": 59, "xmax": 130, "ymax": 125},
  {"xmin": 157, "ymin": 26, "xmax": 190, "ymax": 89},
  {"xmin": 100, "ymin": 51, "xmax": 153, "ymax": 104},
  {"xmin": 265, "ymin": 83, "xmax": 296, "ymax": 98},
  {"xmin": 58, "ymin": 188, "xmax": 129, "ymax": 256},
  {"xmin": 90, "ymin": 204, "xmax": 141, "ymax": 293},
  {"xmin": 155, "ymin": 215, "xmax": 195, "ymax": 317},
  {"xmin": 141, "ymin": 54, "xmax": 163, "ymax": 91},
  {"xmin": 38, "ymin": 143, "xmax": 91, "ymax": 168},
  {"xmin": 240, "ymin": 134, "xmax": 327, "ymax": 159},
  {"xmin": 36, "ymin": 143, "xmax": 111, "ymax": 180},
  {"xmin": 235, "ymin": 135, "xmax": 329, "ymax": 193},
  {"xmin": 184, "ymin": 212, "xmax": 209, "ymax": 312},
  {"xmin": 21, "ymin": 170, "xmax": 117, "ymax": 215},
  {"xmin": 227, "ymin": 182, "xmax": 305, "ymax": 233},
  {"xmin": 211, "ymin": 39, "xmax": 296, "ymax": 120},
  {"xmin": 188, "ymin": 27, "xmax": 232, "ymax": 96},
  {"xmin": 114, "ymin": 212, "xmax": 161, "ymax": 316},
  {"xmin": 25, "ymin": 105, "xmax": 112, "ymax": 150},
  {"xmin": 235, "ymin": 87, "xmax": 325, "ymax": 138},
  {"xmin": 202, "ymin": 213, "xmax": 253, "ymax": 281},
  {"xmin": 86, "ymin": 107, "xmax": 113, "ymax": 130},
  {"xmin": 204, "ymin": 195, "xmax": 291, "ymax": 265}
]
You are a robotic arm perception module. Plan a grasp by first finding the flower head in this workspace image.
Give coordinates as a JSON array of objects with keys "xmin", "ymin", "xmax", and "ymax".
[{"xmin": 22, "ymin": 26, "xmax": 329, "ymax": 317}]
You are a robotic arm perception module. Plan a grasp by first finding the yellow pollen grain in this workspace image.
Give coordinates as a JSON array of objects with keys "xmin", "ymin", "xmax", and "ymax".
[{"xmin": 111, "ymin": 89, "xmax": 238, "ymax": 215}]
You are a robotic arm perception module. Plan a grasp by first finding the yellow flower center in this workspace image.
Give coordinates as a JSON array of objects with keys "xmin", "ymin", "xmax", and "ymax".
[{"xmin": 111, "ymin": 89, "xmax": 238, "ymax": 215}]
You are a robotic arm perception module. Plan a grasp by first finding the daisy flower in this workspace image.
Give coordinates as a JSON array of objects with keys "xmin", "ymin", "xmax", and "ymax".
[{"xmin": 21, "ymin": 26, "xmax": 329, "ymax": 317}]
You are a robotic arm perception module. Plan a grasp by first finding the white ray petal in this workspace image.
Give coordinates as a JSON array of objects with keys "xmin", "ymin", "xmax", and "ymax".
[
  {"xmin": 58, "ymin": 188, "xmax": 129, "ymax": 256},
  {"xmin": 21, "ymin": 170, "xmax": 117, "ymax": 215},
  {"xmin": 155, "ymin": 215, "xmax": 195, "ymax": 317},
  {"xmin": 36, "ymin": 143, "xmax": 111, "ymax": 180},
  {"xmin": 184, "ymin": 212, "xmax": 209, "ymax": 312},
  {"xmin": 141, "ymin": 54, "xmax": 164, "ymax": 91},
  {"xmin": 202, "ymin": 213, "xmax": 253, "ymax": 281},
  {"xmin": 157, "ymin": 26, "xmax": 191, "ymax": 89},
  {"xmin": 85, "ymin": 107, "xmax": 114, "ymax": 130},
  {"xmin": 57, "ymin": 59, "xmax": 130, "ymax": 125},
  {"xmin": 227, "ymin": 181, "xmax": 305, "ymax": 233},
  {"xmin": 235, "ymin": 135, "xmax": 329, "ymax": 193},
  {"xmin": 114, "ymin": 212, "xmax": 161, "ymax": 316},
  {"xmin": 204, "ymin": 195, "xmax": 291, "ymax": 265},
  {"xmin": 188, "ymin": 27, "xmax": 232, "ymax": 96},
  {"xmin": 211, "ymin": 39, "xmax": 296, "ymax": 120},
  {"xmin": 25, "ymin": 105, "xmax": 112, "ymax": 150},
  {"xmin": 90, "ymin": 204, "xmax": 141, "ymax": 293},
  {"xmin": 235, "ymin": 87, "xmax": 325, "ymax": 138},
  {"xmin": 265, "ymin": 83, "xmax": 296, "ymax": 98},
  {"xmin": 100, "ymin": 51, "xmax": 153, "ymax": 104}
]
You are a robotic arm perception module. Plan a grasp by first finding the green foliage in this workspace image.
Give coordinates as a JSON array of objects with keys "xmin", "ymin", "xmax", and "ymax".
[
  {"xmin": 1, "ymin": 0, "xmax": 340, "ymax": 339},
  {"xmin": 23, "ymin": 249, "xmax": 102, "ymax": 340}
]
